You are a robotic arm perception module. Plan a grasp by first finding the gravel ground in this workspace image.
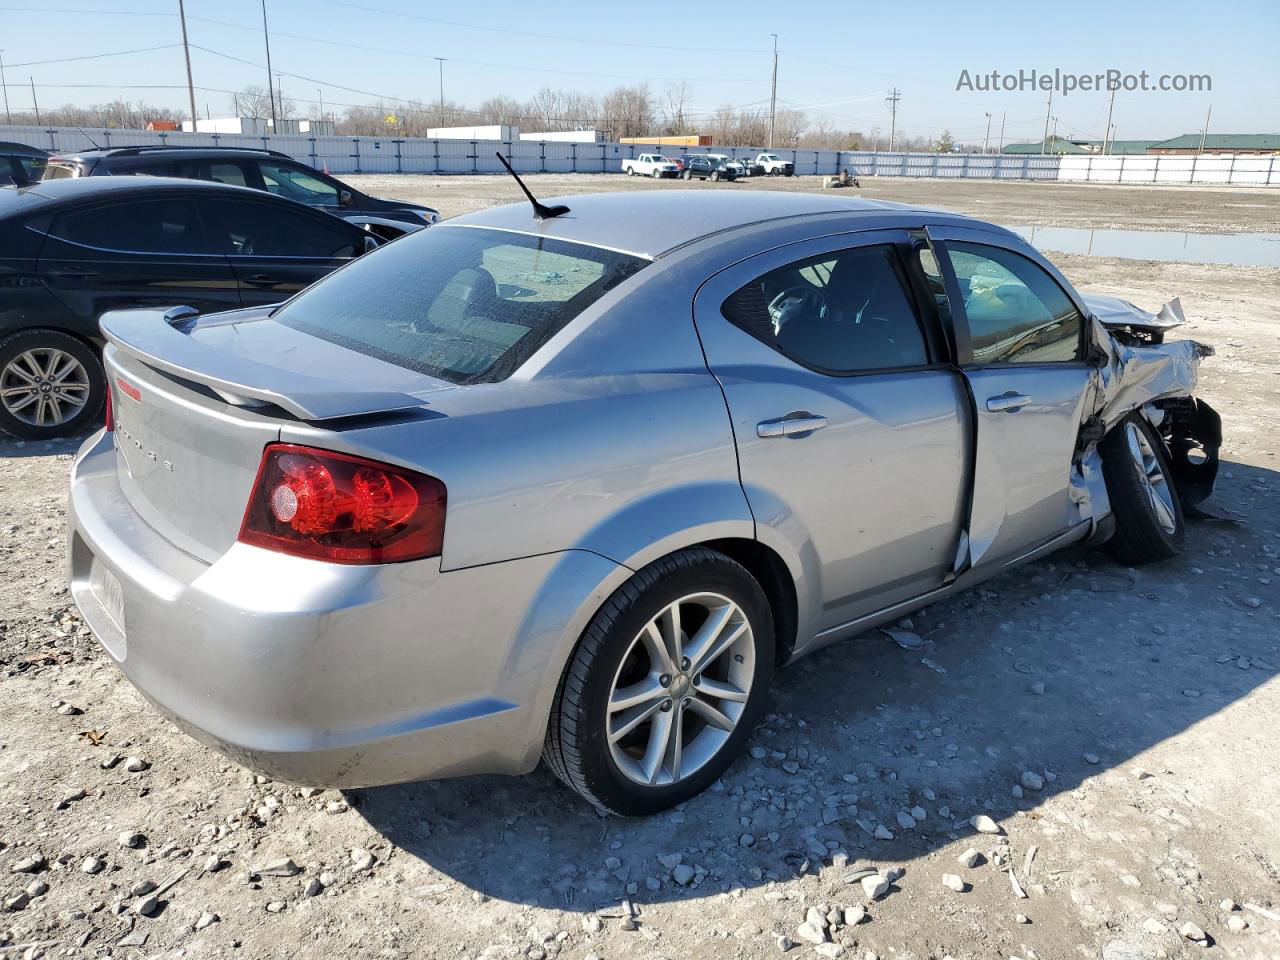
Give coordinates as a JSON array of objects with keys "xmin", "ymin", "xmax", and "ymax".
[{"xmin": 1, "ymin": 182, "xmax": 1279, "ymax": 960}]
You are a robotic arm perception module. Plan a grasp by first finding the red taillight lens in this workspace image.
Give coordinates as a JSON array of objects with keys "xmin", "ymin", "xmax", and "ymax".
[
  {"xmin": 104, "ymin": 386, "xmax": 114, "ymax": 432},
  {"xmin": 238, "ymin": 444, "xmax": 446, "ymax": 564}
]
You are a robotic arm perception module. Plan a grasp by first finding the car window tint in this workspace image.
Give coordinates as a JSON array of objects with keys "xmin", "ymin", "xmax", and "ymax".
[
  {"xmin": 174, "ymin": 159, "xmax": 248, "ymax": 187},
  {"xmin": 257, "ymin": 160, "xmax": 339, "ymax": 206},
  {"xmin": 197, "ymin": 198, "xmax": 359, "ymax": 258},
  {"xmin": 49, "ymin": 198, "xmax": 207, "ymax": 254},
  {"xmin": 274, "ymin": 226, "xmax": 647, "ymax": 384},
  {"xmin": 945, "ymin": 241, "xmax": 1081, "ymax": 364},
  {"xmin": 722, "ymin": 244, "xmax": 929, "ymax": 373},
  {"xmin": 124, "ymin": 161, "xmax": 175, "ymax": 177}
]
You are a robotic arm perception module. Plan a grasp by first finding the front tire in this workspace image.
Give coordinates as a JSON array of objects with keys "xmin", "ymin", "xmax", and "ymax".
[
  {"xmin": 711, "ymin": 170, "xmax": 721, "ymax": 182},
  {"xmin": 1101, "ymin": 414, "xmax": 1185, "ymax": 564},
  {"xmin": 543, "ymin": 548, "xmax": 775, "ymax": 816},
  {"xmin": 0, "ymin": 329, "xmax": 104, "ymax": 440}
]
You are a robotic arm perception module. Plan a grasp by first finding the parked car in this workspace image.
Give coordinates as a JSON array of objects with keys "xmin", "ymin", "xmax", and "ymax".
[
  {"xmin": 682, "ymin": 155, "xmax": 736, "ymax": 181},
  {"xmin": 705, "ymin": 153, "xmax": 748, "ymax": 178},
  {"xmin": 41, "ymin": 145, "xmax": 440, "ymax": 227},
  {"xmin": 665, "ymin": 156, "xmax": 686, "ymax": 173},
  {"xmin": 66, "ymin": 191, "xmax": 1219, "ymax": 816},
  {"xmin": 756, "ymin": 153, "xmax": 795, "ymax": 176},
  {"xmin": 622, "ymin": 153, "xmax": 679, "ymax": 178},
  {"xmin": 0, "ymin": 176, "xmax": 378, "ymax": 438},
  {"xmin": 1, "ymin": 141, "xmax": 49, "ymax": 186}
]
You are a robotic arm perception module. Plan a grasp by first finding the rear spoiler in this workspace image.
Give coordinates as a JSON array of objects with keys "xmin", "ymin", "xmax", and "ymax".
[{"xmin": 100, "ymin": 307, "xmax": 425, "ymax": 421}]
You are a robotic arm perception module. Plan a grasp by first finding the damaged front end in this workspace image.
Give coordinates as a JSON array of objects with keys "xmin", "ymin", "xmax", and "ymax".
[{"xmin": 1071, "ymin": 295, "xmax": 1221, "ymax": 530}]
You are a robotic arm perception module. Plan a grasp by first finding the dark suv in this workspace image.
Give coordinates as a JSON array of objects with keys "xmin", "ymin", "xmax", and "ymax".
[
  {"xmin": 0, "ymin": 176, "xmax": 379, "ymax": 439},
  {"xmin": 1, "ymin": 141, "xmax": 49, "ymax": 186},
  {"xmin": 681, "ymin": 155, "xmax": 736, "ymax": 182},
  {"xmin": 42, "ymin": 146, "xmax": 439, "ymax": 228}
]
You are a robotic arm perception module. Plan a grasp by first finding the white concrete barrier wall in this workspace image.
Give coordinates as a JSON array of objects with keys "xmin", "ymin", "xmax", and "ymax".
[{"xmin": 4, "ymin": 125, "xmax": 1276, "ymax": 185}]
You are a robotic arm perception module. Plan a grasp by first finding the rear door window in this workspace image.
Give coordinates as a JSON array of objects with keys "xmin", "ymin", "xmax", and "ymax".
[
  {"xmin": 721, "ymin": 244, "xmax": 930, "ymax": 373},
  {"xmin": 197, "ymin": 198, "xmax": 361, "ymax": 258},
  {"xmin": 274, "ymin": 226, "xmax": 647, "ymax": 384},
  {"xmin": 48, "ymin": 197, "xmax": 208, "ymax": 254},
  {"xmin": 174, "ymin": 159, "xmax": 251, "ymax": 187}
]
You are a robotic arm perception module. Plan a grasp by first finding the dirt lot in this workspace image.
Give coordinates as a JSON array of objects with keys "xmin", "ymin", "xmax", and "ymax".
[
  {"xmin": 1, "ymin": 180, "xmax": 1279, "ymax": 960},
  {"xmin": 344, "ymin": 172, "xmax": 1280, "ymax": 235}
]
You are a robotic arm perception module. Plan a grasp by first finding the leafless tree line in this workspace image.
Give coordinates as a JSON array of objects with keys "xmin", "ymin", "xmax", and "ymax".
[{"xmin": 2, "ymin": 84, "xmax": 971, "ymax": 153}]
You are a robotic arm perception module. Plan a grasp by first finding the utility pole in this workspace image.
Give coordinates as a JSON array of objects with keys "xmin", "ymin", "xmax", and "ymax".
[
  {"xmin": 176, "ymin": 0, "xmax": 197, "ymax": 130},
  {"xmin": 983, "ymin": 111, "xmax": 992, "ymax": 154},
  {"xmin": 885, "ymin": 87, "xmax": 900, "ymax": 151},
  {"xmin": 1197, "ymin": 104, "xmax": 1212, "ymax": 155},
  {"xmin": 1051, "ymin": 115, "xmax": 1059, "ymax": 143},
  {"xmin": 0, "ymin": 50, "xmax": 10, "ymax": 125},
  {"xmin": 316, "ymin": 88, "xmax": 323, "ymax": 125},
  {"xmin": 767, "ymin": 34, "xmax": 778, "ymax": 149},
  {"xmin": 1102, "ymin": 86, "xmax": 1116, "ymax": 155},
  {"xmin": 1041, "ymin": 88, "xmax": 1053, "ymax": 154},
  {"xmin": 29, "ymin": 76, "xmax": 39, "ymax": 126},
  {"xmin": 433, "ymin": 57, "xmax": 446, "ymax": 129},
  {"xmin": 261, "ymin": 0, "xmax": 277, "ymax": 129},
  {"xmin": 998, "ymin": 110, "xmax": 1006, "ymax": 153},
  {"xmin": 276, "ymin": 72, "xmax": 284, "ymax": 121}
]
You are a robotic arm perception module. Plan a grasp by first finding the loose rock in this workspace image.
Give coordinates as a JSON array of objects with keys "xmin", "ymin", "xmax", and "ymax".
[
  {"xmin": 970, "ymin": 814, "xmax": 1002, "ymax": 835},
  {"xmin": 257, "ymin": 857, "xmax": 301, "ymax": 877},
  {"xmin": 81, "ymin": 856, "xmax": 104, "ymax": 874},
  {"xmin": 957, "ymin": 848, "xmax": 981, "ymax": 868},
  {"xmin": 1179, "ymin": 922, "xmax": 1208, "ymax": 944},
  {"xmin": 194, "ymin": 911, "xmax": 219, "ymax": 930},
  {"xmin": 1020, "ymin": 771, "xmax": 1044, "ymax": 791},
  {"xmin": 350, "ymin": 849, "xmax": 377, "ymax": 872},
  {"xmin": 941, "ymin": 873, "xmax": 966, "ymax": 892},
  {"xmin": 861, "ymin": 874, "xmax": 890, "ymax": 900}
]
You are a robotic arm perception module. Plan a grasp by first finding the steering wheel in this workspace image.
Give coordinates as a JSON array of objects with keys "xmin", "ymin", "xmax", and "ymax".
[{"xmin": 767, "ymin": 286, "xmax": 827, "ymax": 334}]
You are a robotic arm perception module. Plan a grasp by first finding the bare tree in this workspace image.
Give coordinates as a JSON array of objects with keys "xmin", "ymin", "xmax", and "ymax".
[
  {"xmin": 660, "ymin": 81, "xmax": 693, "ymax": 135},
  {"xmin": 232, "ymin": 86, "xmax": 273, "ymax": 119}
]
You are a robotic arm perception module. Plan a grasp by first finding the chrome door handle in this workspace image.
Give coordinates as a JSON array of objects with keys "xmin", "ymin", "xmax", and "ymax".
[
  {"xmin": 757, "ymin": 414, "xmax": 828, "ymax": 438},
  {"xmin": 986, "ymin": 393, "xmax": 1032, "ymax": 413}
]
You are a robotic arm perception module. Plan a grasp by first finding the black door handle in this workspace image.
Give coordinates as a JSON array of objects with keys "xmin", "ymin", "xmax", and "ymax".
[
  {"xmin": 245, "ymin": 274, "xmax": 279, "ymax": 285},
  {"xmin": 47, "ymin": 270, "xmax": 99, "ymax": 279}
]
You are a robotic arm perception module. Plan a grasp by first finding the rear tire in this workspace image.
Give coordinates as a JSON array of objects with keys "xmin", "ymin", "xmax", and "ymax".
[
  {"xmin": 0, "ymin": 329, "xmax": 104, "ymax": 440},
  {"xmin": 543, "ymin": 548, "xmax": 775, "ymax": 816},
  {"xmin": 1101, "ymin": 413, "xmax": 1185, "ymax": 564}
]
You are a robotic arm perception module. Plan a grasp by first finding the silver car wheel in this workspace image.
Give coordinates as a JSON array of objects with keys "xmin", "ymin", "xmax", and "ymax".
[
  {"xmin": 606, "ymin": 592, "xmax": 755, "ymax": 787},
  {"xmin": 0, "ymin": 347, "xmax": 91, "ymax": 428},
  {"xmin": 1126, "ymin": 421, "xmax": 1177, "ymax": 534}
]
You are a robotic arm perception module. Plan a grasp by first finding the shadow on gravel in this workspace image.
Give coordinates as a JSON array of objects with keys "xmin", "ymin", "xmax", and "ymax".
[
  {"xmin": 355, "ymin": 460, "xmax": 1277, "ymax": 911},
  {"xmin": 0, "ymin": 433, "xmax": 87, "ymax": 459}
]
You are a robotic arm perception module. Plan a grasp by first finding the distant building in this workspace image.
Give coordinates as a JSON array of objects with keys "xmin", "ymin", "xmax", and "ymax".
[
  {"xmin": 426, "ymin": 125, "xmax": 519, "ymax": 141},
  {"xmin": 179, "ymin": 117, "xmax": 332, "ymax": 137},
  {"xmin": 520, "ymin": 130, "xmax": 606, "ymax": 143},
  {"xmin": 1000, "ymin": 137, "xmax": 1091, "ymax": 155},
  {"xmin": 1094, "ymin": 140, "xmax": 1156, "ymax": 155},
  {"xmin": 1145, "ymin": 134, "xmax": 1280, "ymax": 155},
  {"xmin": 146, "ymin": 120, "xmax": 179, "ymax": 132},
  {"xmin": 621, "ymin": 134, "xmax": 713, "ymax": 147}
]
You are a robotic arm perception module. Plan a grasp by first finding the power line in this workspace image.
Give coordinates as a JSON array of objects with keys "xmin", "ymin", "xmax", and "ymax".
[{"xmin": 2, "ymin": 43, "xmax": 184, "ymax": 68}]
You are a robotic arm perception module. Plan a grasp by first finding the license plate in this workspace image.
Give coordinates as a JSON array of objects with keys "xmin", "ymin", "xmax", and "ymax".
[{"xmin": 90, "ymin": 561, "xmax": 126, "ymax": 635}]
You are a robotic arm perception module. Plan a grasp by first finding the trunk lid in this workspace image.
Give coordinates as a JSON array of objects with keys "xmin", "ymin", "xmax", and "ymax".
[{"xmin": 102, "ymin": 307, "xmax": 449, "ymax": 562}]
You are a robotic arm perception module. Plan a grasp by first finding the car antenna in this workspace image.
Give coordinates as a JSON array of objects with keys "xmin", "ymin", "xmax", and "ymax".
[
  {"xmin": 495, "ymin": 152, "xmax": 569, "ymax": 221},
  {"xmin": 77, "ymin": 128, "xmax": 102, "ymax": 149}
]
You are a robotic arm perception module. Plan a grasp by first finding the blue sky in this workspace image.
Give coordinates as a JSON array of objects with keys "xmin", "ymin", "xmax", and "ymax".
[{"xmin": 2, "ymin": 0, "xmax": 1277, "ymax": 143}]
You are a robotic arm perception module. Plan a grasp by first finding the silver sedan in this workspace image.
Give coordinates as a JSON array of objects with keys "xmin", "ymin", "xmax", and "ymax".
[{"xmin": 67, "ymin": 191, "xmax": 1220, "ymax": 815}]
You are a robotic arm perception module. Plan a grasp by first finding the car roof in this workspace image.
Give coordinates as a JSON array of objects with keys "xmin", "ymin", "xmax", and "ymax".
[
  {"xmin": 51, "ymin": 145, "xmax": 283, "ymax": 160},
  {"xmin": 0, "ymin": 141, "xmax": 49, "ymax": 158},
  {"xmin": 445, "ymin": 190, "xmax": 990, "ymax": 259},
  {"xmin": 2, "ymin": 176, "xmax": 318, "ymax": 217}
]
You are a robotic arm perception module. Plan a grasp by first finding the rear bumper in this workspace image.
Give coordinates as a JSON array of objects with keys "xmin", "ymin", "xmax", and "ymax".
[{"xmin": 67, "ymin": 430, "xmax": 623, "ymax": 787}]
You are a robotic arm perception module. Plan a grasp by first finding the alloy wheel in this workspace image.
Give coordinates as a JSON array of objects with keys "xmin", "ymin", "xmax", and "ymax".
[
  {"xmin": 606, "ymin": 592, "xmax": 755, "ymax": 786},
  {"xmin": 1126, "ymin": 421, "xmax": 1177, "ymax": 534},
  {"xmin": 0, "ymin": 347, "xmax": 91, "ymax": 428}
]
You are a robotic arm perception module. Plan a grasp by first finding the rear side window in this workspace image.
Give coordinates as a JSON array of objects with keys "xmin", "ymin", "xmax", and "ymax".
[
  {"xmin": 722, "ymin": 244, "xmax": 929, "ymax": 373},
  {"xmin": 945, "ymin": 241, "xmax": 1082, "ymax": 364},
  {"xmin": 274, "ymin": 226, "xmax": 647, "ymax": 384},
  {"xmin": 196, "ymin": 198, "xmax": 360, "ymax": 258},
  {"xmin": 48, "ymin": 198, "xmax": 206, "ymax": 254}
]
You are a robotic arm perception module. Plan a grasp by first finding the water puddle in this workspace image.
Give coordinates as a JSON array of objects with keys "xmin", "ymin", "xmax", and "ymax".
[{"xmin": 1003, "ymin": 225, "xmax": 1280, "ymax": 267}]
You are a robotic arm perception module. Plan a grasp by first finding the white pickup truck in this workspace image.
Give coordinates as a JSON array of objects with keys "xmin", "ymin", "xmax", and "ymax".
[
  {"xmin": 755, "ymin": 153, "xmax": 795, "ymax": 176},
  {"xmin": 622, "ymin": 154, "xmax": 679, "ymax": 178}
]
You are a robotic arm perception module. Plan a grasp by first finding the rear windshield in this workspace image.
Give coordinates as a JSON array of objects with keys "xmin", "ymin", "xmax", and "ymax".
[{"xmin": 274, "ymin": 226, "xmax": 648, "ymax": 384}]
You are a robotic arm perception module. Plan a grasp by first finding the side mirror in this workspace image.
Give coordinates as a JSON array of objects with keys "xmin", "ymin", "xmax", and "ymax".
[{"xmin": 339, "ymin": 189, "xmax": 353, "ymax": 208}]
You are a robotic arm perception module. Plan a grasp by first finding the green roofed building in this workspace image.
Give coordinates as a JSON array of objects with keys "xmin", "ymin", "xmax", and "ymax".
[
  {"xmin": 1000, "ymin": 137, "xmax": 1092, "ymax": 155},
  {"xmin": 1146, "ymin": 134, "xmax": 1280, "ymax": 155}
]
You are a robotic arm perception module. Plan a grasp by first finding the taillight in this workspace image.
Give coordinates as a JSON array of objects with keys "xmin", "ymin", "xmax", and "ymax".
[
  {"xmin": 238, "ymin": 445, "xmax": 446, "ymax": 564},
  {"xmin": 104, "ymin": 386, "xmax": 114, "ymax": 432}
]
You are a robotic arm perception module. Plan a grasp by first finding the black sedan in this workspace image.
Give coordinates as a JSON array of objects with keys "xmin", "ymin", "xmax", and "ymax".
[{"xmin": 0, "ymin": 177, "xmax": 377, "ymax": 439}]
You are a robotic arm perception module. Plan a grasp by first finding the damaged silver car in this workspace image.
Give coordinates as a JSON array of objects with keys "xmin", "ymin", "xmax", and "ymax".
[{"xmin": 67, "ymin": 191, "xmax": 1219, "ymax": 816}]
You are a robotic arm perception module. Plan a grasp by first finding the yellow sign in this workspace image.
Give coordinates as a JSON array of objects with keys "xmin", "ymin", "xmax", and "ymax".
[{"xmin": 384, "ymin": 114, "xmax": 399, "ymax": 125}]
